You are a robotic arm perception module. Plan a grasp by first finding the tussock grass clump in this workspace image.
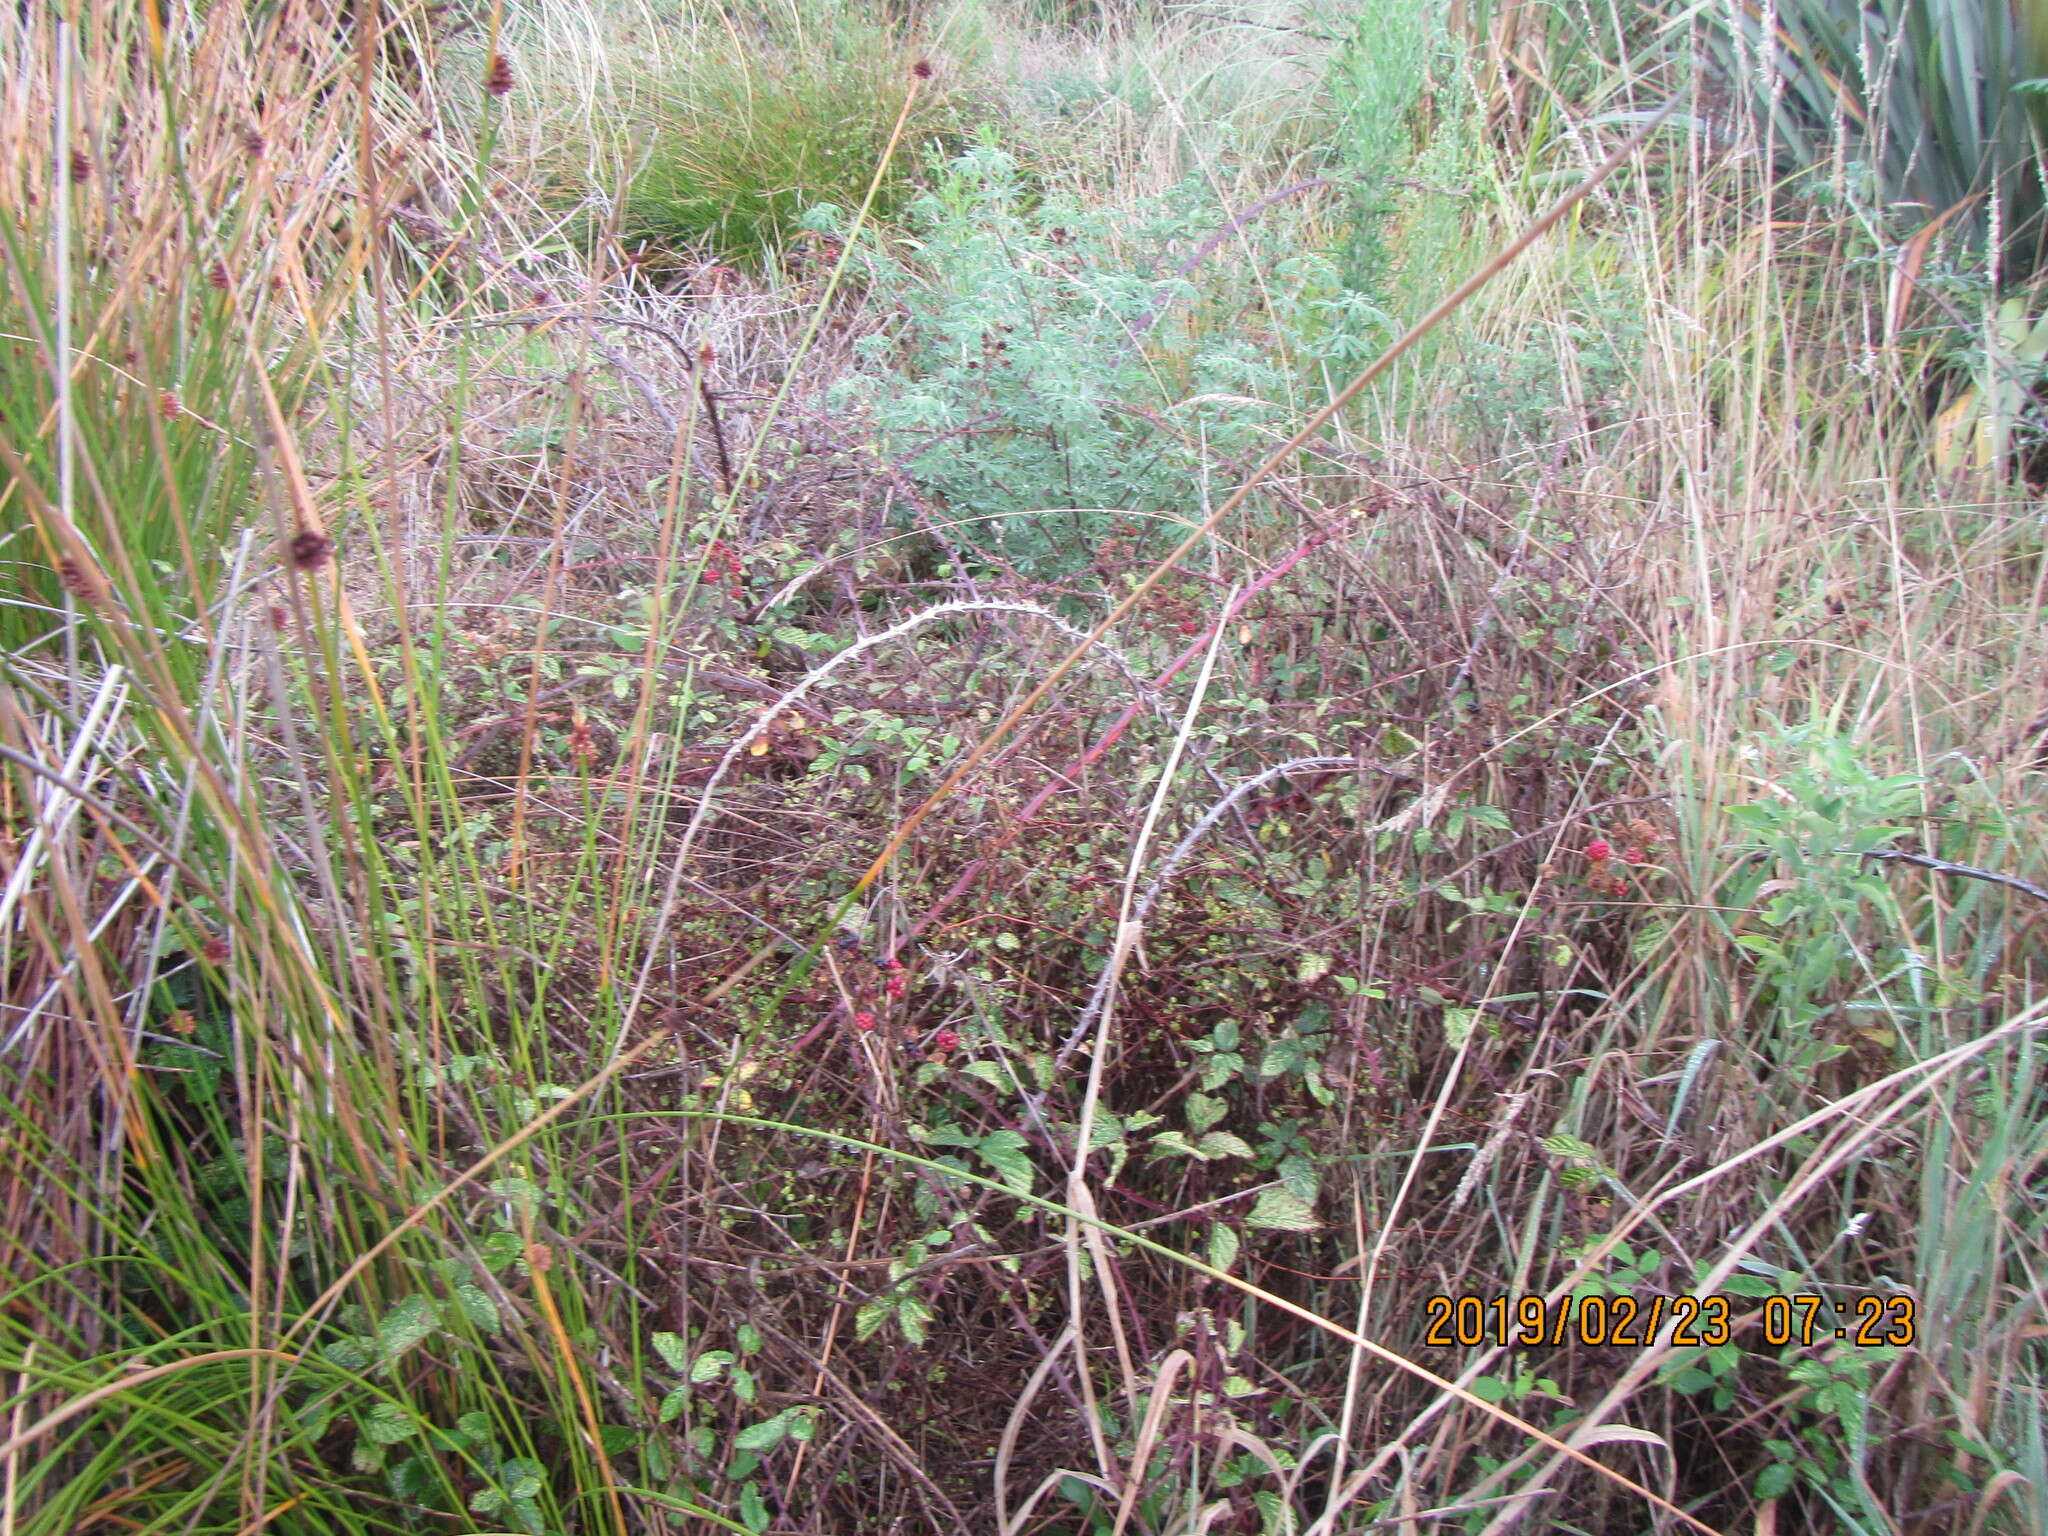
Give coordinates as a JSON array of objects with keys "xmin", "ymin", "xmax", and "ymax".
[{"xmin": 509, "ymin": 0, "xmax": 985, "ymax": 274}]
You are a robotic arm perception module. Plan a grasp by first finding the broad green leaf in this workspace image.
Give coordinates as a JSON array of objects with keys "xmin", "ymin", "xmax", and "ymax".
[
  {"xmin": 362, "ymin": 1401, "xmax": 417, "ymax": 1446},
  {"xmin": 1441, "ymin": 1006, "xmax": 1478, "ymax": 1049},
  {"xmin": 1246, "ymin": 1187, "xmax": 1320, "ymax": 1231},
  {"xmin": 734, "ymin": 1414, "xmax": 790, "ymax": 1453},
  {"xmin": 897, "ymin": 1295, "xmax": 935, "ymax": 1346},
  {"xmin": 320, "ymin": 1336, "xmax": 373, "ymax": 1373},
  {"xmin": 976, "ymin": 1128, "xmax": 1035, "ymax": 1195},
  {"xmin": 855, "ymin": 1300, "xmax": 892, "ymax": 1342},
  {"xmin": 1198, "ymin": 1131, "xmax": 1255, "ymax": 1160},
  {"xmin": 1149, "ymin": 1129, "xmax": 1207, "ymax": 1160},
  {"xmin": 690, "ymin": 1349, "xmax": 736, "ymax": 1384},
  {"xmin": 375, "ymin": 1295, "xmax": 440, "ymax": 1370},
  {"xmin": 739, "ymin": 1482, "xmax": 771, "ymax": 1533},
  {"xmin": 1186, "ymin": 1093, "xmax": 1227, "ymax": 1133},
  {"xmin": 1209, "ymin": 1224, "xmax": 1240, "ymax": 1272},
  {"xmin": 451, "ymin": 1283, "xmax": 499, "ymax": 1333},
  {"xmin": 651, "ymin": 1331, "xmax": 690, "ymax": 1373},
  {"xmin": 659, "ymin": 1386, "xmax": 689, "ymax": 1423}
]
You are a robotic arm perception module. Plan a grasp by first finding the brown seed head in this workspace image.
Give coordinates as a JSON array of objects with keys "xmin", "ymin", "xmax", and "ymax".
[
  {"xmin": 207, "ymin": 260, "xmax": 231, "ymax": 291},
  {"xmin": 68, "ymin": 148, "xmax": 92, "ymax": 183},
  {"xmin": 242, "ymin": 127, "xmax": 265, "ymax": 159},
  {"xmin": 289, "ymin": 529, "xmax": 334, "ymax": 571},
  {"xmin": 698, "ymin": 341, "xmax": 716, "ymax": 368},
  {"xmin": 485, "ymin": 52, "xmax": 515, "ymax": 97},
  {"xmin": 159, "ymin": 390, "xmax": 182, "ymax": 422},
  {"xmin": 56, "ymin": 558, "xmax": 97, "ymax": 602},
  {"xmin": 912, "ymin": 58, "xmax": 933, "ymax": 79}
]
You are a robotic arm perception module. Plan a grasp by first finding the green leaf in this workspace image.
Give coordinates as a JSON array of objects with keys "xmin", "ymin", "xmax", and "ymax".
[
  {"xmin": 652, "ymin": 1331, "xmax": 690, "ymax": 1374},
  {"xmin": 975, "ymin": 1128, "xmax": 1035, "ymax": 1195},
  {"xmin": 1148, "ymin": 1129, "xmax": 1208, "ymax": 1160},
  {"xmin": 897, "ymin": 1295, "xmax": 935, "ymax": 1346},
  {"xmin": 361, "ymin": 1401, "xmax": 417, "ymax": 1446},
  {"xmin": 737, "ymin": 1323, "xmax": 763, "ymax": 1355},
  {"xmin": 451, "ymin": 1283, "xmax": 500, "ymax": 1333},
  {"xmin": 320, "ymin": 1336, "xmax": 373, "ymax": 1374},
  {"xmin": 1755, "ymin": 1463, "xmax": 1795, "ymax": 1501},
  {"xmin": 1246, "ymin": 1187, "xmax": 1320, "ymax": 1231},
  {"xmin": 1208, "ymin": 1224, "xmax": 1240, "ymax": 1272},
  {"xmin": 375, "ymin": 1296, "xmax": 441, "ymax": 1371},
  {"xmin": 659, "ymin": 1386, "xmax": 689, "ymax": 1424},
  {"xmin": 734, "ymin": 1414, "xmax": 791, "ymax": 1453},
  {"xmin": 739, "ymin": 1482, "xmax": 771, "ymax": 1534},
  {"xmin": 1441, "ymin": 1006, "xmax": 1478, "ymax": 1049},
  {"xmin": 1186, "ymin": 1093, "xmax": 1227, "ymax": 1133},
  {"xmin": 1296, "ymin": 952, "xmax": 1333, "ymax": 985},
  {"xmin": 1198, "ymin": 1131, "xmax": 1255, "ymax": 1159},
  {"xmin": 855, "ymin": 1300, "xmax": 892, "ymax": 1342},
  {"xmin": 691, "ymin": 1349, "xmax": 736, "ymax": 1384}
]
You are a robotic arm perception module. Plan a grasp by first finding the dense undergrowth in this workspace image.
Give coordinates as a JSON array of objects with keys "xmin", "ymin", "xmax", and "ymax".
[{"xmin": 4, "ymin": 1, "xmax": 2047, "ymax": 1534}]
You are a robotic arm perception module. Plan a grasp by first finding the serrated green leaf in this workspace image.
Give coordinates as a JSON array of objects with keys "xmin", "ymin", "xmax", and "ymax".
[
  {"xmin": 375, "ymin": 1296, "xmax": 440, "ymax": 1370},
  {"xmin": 975, "ymin": 1128, "xmax": 1035, "ymax": 1195},
  {"xmin": 1755, "ymin": 1463, "xmax": 1795, "ymax": 1501},
  {"xmin": 1296, "ymin": 952, "xmax": 1333, "ymax": 985},
  {"xmin": 690, "ymin": 1349, "xmax": 735, "ymax": 1384},
  {"xmin": 740, "ymin": 1482, "xmax": 771, "ymax": 1533},
  {"xmin": 1209, "ymin": 1224, "xmax": 1240, "ymax": 1272},
  {"xmin": 737, "ymin": 1323, "xmax": 763, "ymax": 1355},
  {"xmin": 1442, "ymin": 1006, "xmax": 1478, "ymax": 1049},
  {"xmin": 855, "ymin": 1300, "xmax": 892, "ymax": 1342},
  {"xmin": 1149, "ymin": 1129, "xmax": 1207, "ymax": 1159},
  {"xmin": 294, "ymin": 1397, "xmax": 334, "ymax": 1441},
  {"xmin": 1186, "ymin": 1093, "xmax": 1227, "ymax": 1133},
  {"xmin": 1198, "ymin": 1131, "xmax": 1254, "ymax": 1160},
  {"xmin": 730, "ymin": 1365, "xmax": 757, "ymax": 1404},
  {"xmin": 658, "ymin": 1386, "xmax": 689, "ymax": 1423},
  {"xmin": 1258, "ymin": 1040, "xmax": 1299, "ymax": 1078},
  {"xmin": 1246, "ymin": 1187, "xmax": 1320, "ymax": 1231},
  {"xmin": 897, "ymin": 1295, "xmax": 934, "ymax": 1346},
  {"xmin": 652, "ymin": 1331, "xmax": 690, "ymax": 1374},
  {"xmin": 320, "ymin": 1336, "xmax": 373, "ymax": 1374},
  {"xmin": 735, "ymin": 1414, "xmax": 790, "ymax": 1453},
  {"xmin": 451, "ymin": 1283, "xmax": 499, "ymax": 1333},
  {"xmin": 362, "ymin": 1401, "xmax": 416, "ymax": 1446}
]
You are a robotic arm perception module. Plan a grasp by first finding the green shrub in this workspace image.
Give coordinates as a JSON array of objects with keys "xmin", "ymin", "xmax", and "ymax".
[{"xmin": 834, "ymin": 139, "xmax": 1371, "ymax": 581}]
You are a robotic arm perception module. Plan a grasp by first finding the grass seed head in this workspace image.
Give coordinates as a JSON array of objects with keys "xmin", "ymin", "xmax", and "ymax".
[{"xmin": 289, "ymin": 529, "xmax": 333, "ymax": 571}]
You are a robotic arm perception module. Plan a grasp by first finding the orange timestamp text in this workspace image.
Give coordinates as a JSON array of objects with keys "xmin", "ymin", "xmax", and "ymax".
[{"xmin": 1423, "ymin": 1292, "xmax": 1917, "ymax": 1350}]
